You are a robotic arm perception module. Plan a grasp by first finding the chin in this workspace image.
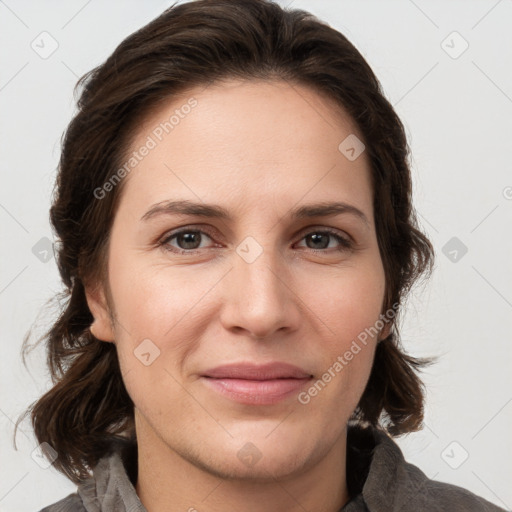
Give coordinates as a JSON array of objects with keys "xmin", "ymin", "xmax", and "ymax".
[
  {"xmin": 178, "ymin": 426, "xmax": 324, "ymax": 482},
  {"xmin": 193, "ymin": 446, "xmax": 312, "ymax": 483}
]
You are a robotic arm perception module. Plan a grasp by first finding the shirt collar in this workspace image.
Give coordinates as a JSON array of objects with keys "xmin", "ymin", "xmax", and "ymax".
[{"xmin": 77, "ymin": 424, "xmax": 416, "ymax": 512}]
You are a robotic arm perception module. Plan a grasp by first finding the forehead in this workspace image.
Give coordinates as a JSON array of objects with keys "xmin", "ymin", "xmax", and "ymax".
[{"xmin": 118, "ymin": 79, "xmax": 373, "ymax": 221}]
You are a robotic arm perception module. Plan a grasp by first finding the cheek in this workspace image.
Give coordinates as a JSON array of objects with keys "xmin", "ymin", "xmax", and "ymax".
[
  {"xmin": 108, "ymin": 261, "xmax": 200, "ymax": 422},
  {"xmin": 297, "ymin": 271, "xmax": 382, "ymax": 420},
  {"xmin": 108, "ymin": 253, "xmax": 217, "ymax": 340},
  {"xmin": 106, "ymin": 254, "xmax": 228, "ymax": 394},
  {"xmin": 302, "ymin": 262, "xmax": 385, "ymax": 343},
  {"xmin": 296, "ymin": 261, "xmax": 385, "ymax": 399}
]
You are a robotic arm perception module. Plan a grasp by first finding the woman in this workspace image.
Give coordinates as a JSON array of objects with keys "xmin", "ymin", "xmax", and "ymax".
[{"xmin": 19, "ymin": 0, "xmax": 505, "ymax": 510}]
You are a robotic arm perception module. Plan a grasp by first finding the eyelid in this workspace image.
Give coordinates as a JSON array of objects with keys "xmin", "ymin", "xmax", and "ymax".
[
  {"xmin": 158, "ymin": 223, "xmax": 355, "ymax": 253},
  {"xmin": 296, "ymin": 224, "xmax": 353, "ymax": 242},
  {"xmin": 158, "ymin": 224, "xmax": 217, "ymax": 248}
]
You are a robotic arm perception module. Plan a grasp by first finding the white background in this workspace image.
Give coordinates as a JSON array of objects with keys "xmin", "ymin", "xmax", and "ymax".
[{"xmin": 1, "ymin": 1, "xmax": 511, "ymax": 510}]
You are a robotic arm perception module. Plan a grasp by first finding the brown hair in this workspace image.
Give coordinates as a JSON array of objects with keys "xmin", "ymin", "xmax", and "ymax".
[{"xmin": 17, "ymin": 0, "xmax": 434, "ymax": 484}]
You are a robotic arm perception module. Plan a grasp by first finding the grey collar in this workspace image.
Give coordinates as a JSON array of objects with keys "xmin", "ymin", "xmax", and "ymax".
[{"xmin": 70, "ymin": 425, "xmax": 503, "ymax": 512}]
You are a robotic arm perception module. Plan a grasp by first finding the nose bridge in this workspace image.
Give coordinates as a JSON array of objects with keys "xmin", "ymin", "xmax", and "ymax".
[
  {"xmin": 235, "ymin": 233, "xmax": 286, "ymax": 302},
  {"xmin": 220, "ymin": 232, "xmax": 299, "ymax": 338}
]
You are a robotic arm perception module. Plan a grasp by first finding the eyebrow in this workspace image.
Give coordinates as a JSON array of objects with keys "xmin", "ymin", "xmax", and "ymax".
[{"xmin": 140, "ymin": 199, "xmax": 370, "ymax": 228}]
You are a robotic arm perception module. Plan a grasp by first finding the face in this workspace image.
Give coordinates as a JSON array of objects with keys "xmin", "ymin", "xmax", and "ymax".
[{"xmin": 87, "ymin": 79, "xmax": 387, "ymax": 481}]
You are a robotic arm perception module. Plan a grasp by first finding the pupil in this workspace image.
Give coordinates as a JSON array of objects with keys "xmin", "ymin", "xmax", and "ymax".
[
  {"xmin": 308, "ymin": 233, "xmax": 328, "ymax": 249},
  {"xmin": 179, "ymin": 232, "xmax": 200, "ymax": 249}
]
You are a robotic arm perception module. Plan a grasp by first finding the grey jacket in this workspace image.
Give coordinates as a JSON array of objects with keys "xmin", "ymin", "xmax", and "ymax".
[{"xmin": 39, "ymin": 425, "xmax": 506, "ymax": 512}]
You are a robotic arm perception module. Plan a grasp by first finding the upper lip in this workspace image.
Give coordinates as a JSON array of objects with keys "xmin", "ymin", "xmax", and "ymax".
[{"xmin": 202, "ymin": 362, "xmax": 313, "ymax": 380}]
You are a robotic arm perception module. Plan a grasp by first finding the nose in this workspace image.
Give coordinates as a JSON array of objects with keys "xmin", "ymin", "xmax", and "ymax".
[{"xmin": 218, "ymin": 242, "xmax": 302, "ymax": 340}]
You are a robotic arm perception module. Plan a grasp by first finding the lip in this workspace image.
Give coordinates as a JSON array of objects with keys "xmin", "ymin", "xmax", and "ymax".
[
  {"xmin": 202, "ymin": 362, "xmax": 313, "ymax": 380},
  {"xmin": 201, "ymin": 362, "xmax": 313, "ymax": 405}
]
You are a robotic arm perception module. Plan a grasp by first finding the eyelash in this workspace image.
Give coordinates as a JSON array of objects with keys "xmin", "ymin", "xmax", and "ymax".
[{"xmin": 158, "ymin": 226, "xmax": 354, "ymax": 255}]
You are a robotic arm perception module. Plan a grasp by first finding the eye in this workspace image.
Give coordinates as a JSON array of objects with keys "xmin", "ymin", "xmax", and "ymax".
[
  {"xmin": 159, "ymin": 226, "xmax": 354, "ymax": 254},
  {"xmin": 295, "ymin": 229, "xmax": 353, "ymax": 252},
  {"xmin": 160, "ymin": 228, "xmax": 215, "ymax": 253}
]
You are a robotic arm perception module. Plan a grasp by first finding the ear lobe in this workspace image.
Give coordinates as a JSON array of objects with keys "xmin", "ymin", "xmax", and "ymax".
[{"xmin": 85, "ymin": 283, "xmax": 115, "ymax": 342}]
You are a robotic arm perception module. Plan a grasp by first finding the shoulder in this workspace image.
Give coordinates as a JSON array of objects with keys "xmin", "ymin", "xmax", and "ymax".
[
  {"xmin": 38, "ymin": 492, "xmax": 85, "ymax": 512},
  {"xmin": 395, "ymin": 459, "xmax": 505, "ymax": 511},
  {"xmin": 350, "ymin": 425, "xmax": 507, "ymax": 511},
  {"xmin": 37, "ymin": 438, "xmax": 142, "ymax": 512}
]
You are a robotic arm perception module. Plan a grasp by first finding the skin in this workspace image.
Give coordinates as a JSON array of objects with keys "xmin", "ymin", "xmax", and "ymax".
[{"xmin": 87, "ymin": 79, "xmax": 389, "ymax": 512}]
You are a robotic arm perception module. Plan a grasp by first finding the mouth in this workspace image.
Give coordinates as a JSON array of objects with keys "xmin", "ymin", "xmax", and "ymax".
[{"xmin": 200, "ymin": 362, "xmax": 313, "ymax": 405}]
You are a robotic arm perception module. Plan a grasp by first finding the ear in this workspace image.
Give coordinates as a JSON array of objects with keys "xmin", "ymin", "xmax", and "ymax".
[
  {"xmin": 85, "ymin": 283, "xmax": 115, "ymax": 342},
  {"xmin": 379, "ymin": 320, "xmax": 392, "ymax": 341}
]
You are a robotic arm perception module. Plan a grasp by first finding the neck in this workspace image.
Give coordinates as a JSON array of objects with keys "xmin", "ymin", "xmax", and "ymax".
[{"xmin": 134, "ymin": 412, "xmax": 350, "ymax": 512}]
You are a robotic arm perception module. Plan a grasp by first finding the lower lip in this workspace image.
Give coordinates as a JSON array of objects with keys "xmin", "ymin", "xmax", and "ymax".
[{"xmin": 201, "ymin": 377, "xmax": 312, "ymax": 405}]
